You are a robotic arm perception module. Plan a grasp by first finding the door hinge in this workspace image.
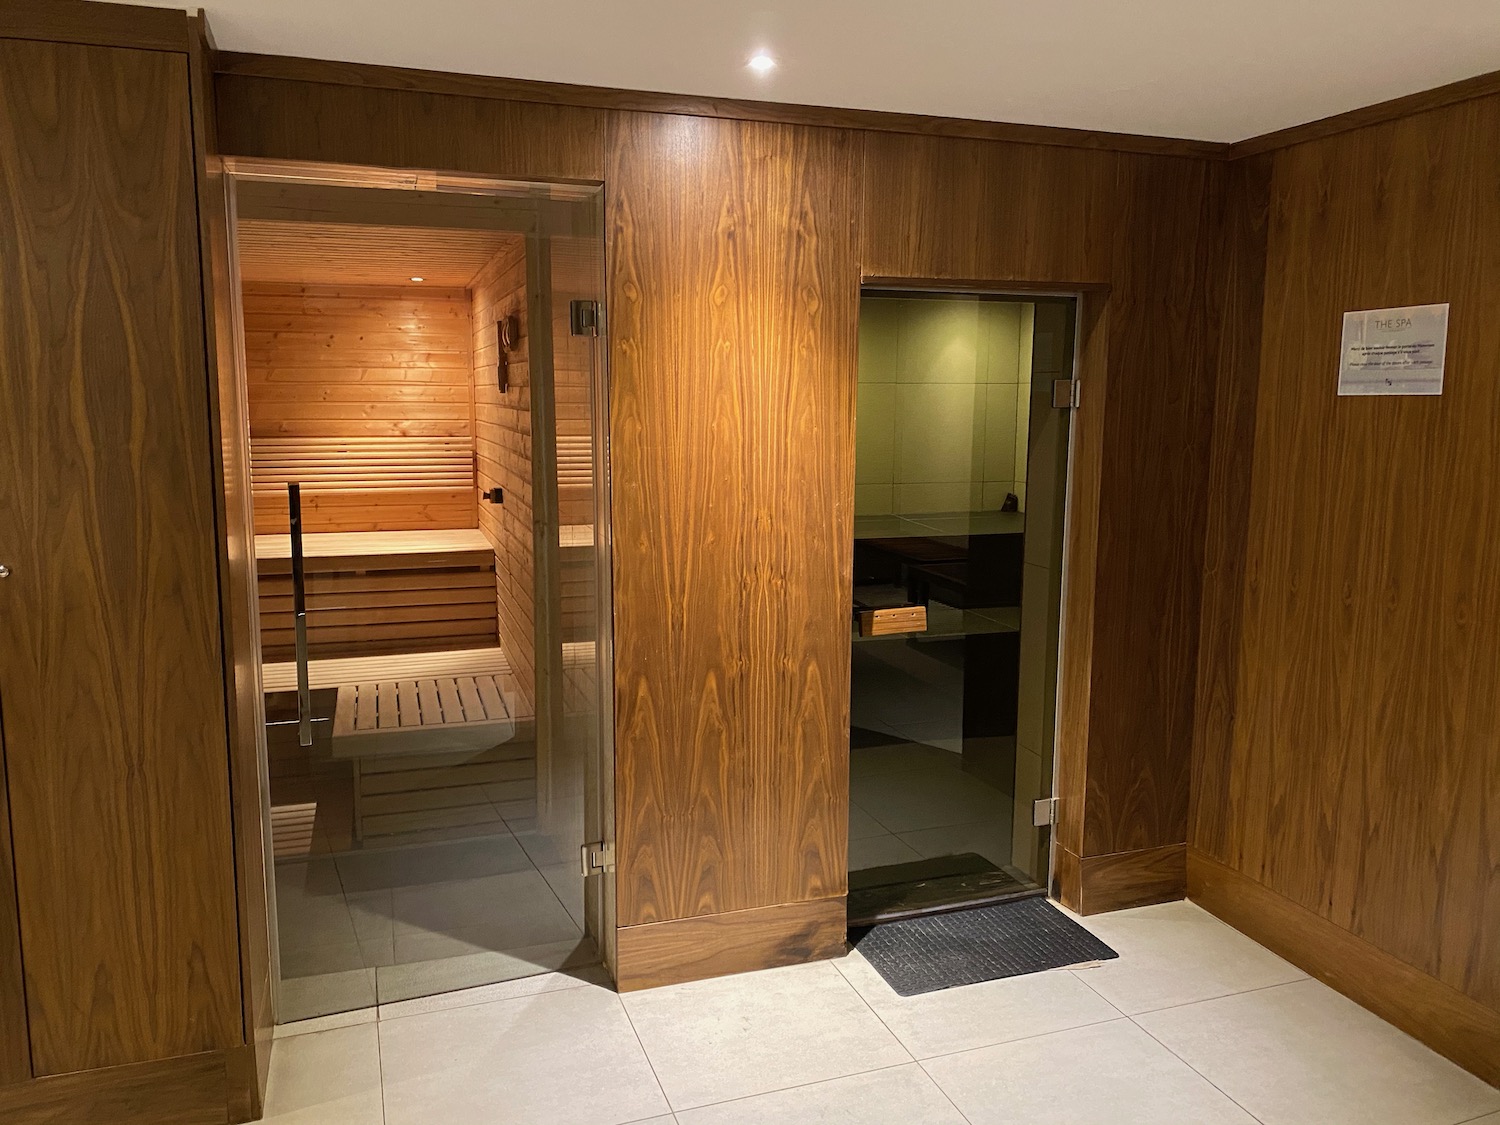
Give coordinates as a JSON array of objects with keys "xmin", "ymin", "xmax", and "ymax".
[
  {"xmin": 1051, "ymin": 378, "xmax": 1080, "ymax": 409},
  {"xmin": 570, "ymin": 299, "xmax": 601, "ymax": 337},
  {"xmin": 580, "ymin": 840, "xmax": 616, "ymax": 876},
  {"xmin": 1033, "ymin": 797, "xmax": 1058, "ymax": 828}
]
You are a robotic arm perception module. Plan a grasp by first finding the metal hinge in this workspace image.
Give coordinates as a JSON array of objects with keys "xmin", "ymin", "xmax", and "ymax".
[
  {"xmin": 1033, "ymin": 797, "xmax": 1058, "ymax": 827},
  {"xmin": 580, "ymin": 840, "xmax": 616, "ymax": 876},
  {"xmin": 570, "ymin": 299, "xmax": 601, "ymax": 337},
  {"xmin": 1051, "ymin": 378, "xmax": 1080, "ymax": 409}
]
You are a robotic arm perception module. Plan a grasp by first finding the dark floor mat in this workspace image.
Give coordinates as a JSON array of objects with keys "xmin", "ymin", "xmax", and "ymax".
[{"xmin": 850, "ymin": 896, "xmax": 1117, "ymax": 996}]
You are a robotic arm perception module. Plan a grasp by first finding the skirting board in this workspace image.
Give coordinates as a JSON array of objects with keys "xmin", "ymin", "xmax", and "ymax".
[
  {"xmin": 616, "ymin": 896, "xmax": 847, "ymax": 991},
  {"xmin": 1054, "ymin": 842, "xmax": 1186, "ymax": 915},
  {"xmin": 1188, "ymin": 849, "xmax": 1500, "ymax": 1087},
  {"xmin": 0, "ymin": 1046, "xmax": 246, "ymax": 1125}
]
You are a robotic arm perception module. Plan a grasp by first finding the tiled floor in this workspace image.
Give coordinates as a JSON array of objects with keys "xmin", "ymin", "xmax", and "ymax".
[
  {"xmin": 275, "ymin": 822, "xmax": 595, "ymax": 1021},
  {"xmin": 847, "ymin": 738, "xmax": 1015, "ymax": 873},
  {"xmin": 260, "ymin": 899, "xmax": 1500, "ymax": 1125}
]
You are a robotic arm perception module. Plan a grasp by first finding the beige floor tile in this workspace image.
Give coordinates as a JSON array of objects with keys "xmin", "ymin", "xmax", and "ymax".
[
  {"xmin": 274, "ymin": 1006, "xmax": 376, "ymax": 1040},
  {"xmin": 622, "ymin": 959, "xmax": 910, "ymax": 1110},
  {"xmin": 1136, "ymin": 978, "xmax": 1500, "ymax": 1125},
  {"xmin": 380, "ymin": 985, "xmax": 668, "ymax": 1125},
  {"xmin": 262, "ymin": 1022, "xmax": 385, "ymax": 1125},
  {"xmin": 378, "ymin": 963, "xmax": 610, "ymax": 1021},
  {"xmin": 834, "ymin": 949, "xmax": 1121, "ymax": 1058},
  {"xmin": 676, "ymin": 1063, "xmax": 966, "ymax": 1124},
  {"xmin": 1067, "ymin": 900, "xmax": 1306, "ymax": 1014},
  {"xmin": 923, "ymin": 1018, "xmax": 1258, "ymax": 1124}
]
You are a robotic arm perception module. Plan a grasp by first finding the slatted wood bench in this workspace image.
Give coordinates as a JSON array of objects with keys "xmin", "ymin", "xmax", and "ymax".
[
  {"xmin": 255, "ymin": 529, "xmax": 499, "ymax": 661},
  {"xmin": 251, "ymin": 435, "xmax": 477, "ymax": 533},
  {"xmin": 263, "ymin": 648, "xmax": 535, "ymax": 842}
]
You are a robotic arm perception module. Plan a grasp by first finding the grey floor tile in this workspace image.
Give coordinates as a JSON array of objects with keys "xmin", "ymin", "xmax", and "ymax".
[
  {"xmin": 923, "ymin": 1018, "xmax": 1258, "ymax": 1124},
  {"xmin": 622, "ymin": 959, "xmax": 910, "ymax": 1110},
  {"xmin": 1136, "ymin": 978, "xmax": 1500, "ymax": 1125},
  {"xmin": 380, "ymin": 984, "xmax": 668, "ymax": 1125},
  {"xmin": 262, "ymin": 1021, "xmax": 384, "ymax": 1125},
  {"xmin": 1065, "ymin": 900, "xmax": 1306, "ymax": 1014},
  {"xmin": 676, "ymin": 1063, "xmax": 966, "ymax": 1124},
  {"xmin": 834, "ymin": 949, "xmax": 1120, "ymax": 1058}
]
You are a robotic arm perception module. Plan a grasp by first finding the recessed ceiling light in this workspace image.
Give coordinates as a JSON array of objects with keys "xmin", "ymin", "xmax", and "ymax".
[
  {"xmin": 747, "ymin": 52, "xmax": 776, "ymax": 74},
  {"xmin": 409, "ymin": 276, "xmax": 424, "ymax": 282}
]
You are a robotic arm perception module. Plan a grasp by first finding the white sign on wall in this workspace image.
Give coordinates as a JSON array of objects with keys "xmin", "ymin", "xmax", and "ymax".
[{"xmin": 1338, "ymin": 303, "xmax": 1449, "ymax": 396}]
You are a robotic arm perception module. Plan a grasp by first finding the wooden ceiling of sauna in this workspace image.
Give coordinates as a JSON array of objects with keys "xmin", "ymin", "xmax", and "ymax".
[{"xmin": 236, "ymin": 220, "xmax": 521, "ymax": 287}]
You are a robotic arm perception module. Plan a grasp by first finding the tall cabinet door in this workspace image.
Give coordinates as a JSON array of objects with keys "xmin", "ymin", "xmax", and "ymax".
[{"xmin": 0, "ymin": 38, "xmax": 240, "ymax": 1075}]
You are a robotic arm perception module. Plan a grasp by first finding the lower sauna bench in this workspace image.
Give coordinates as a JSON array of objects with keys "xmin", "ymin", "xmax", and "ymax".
[
  {"xmin": 255, "ymin": 529, "xmax": 500, "ymax": 661},
  {"xmin": 262, "ymin": 648, "xmax": 535, "ymax": 842}
]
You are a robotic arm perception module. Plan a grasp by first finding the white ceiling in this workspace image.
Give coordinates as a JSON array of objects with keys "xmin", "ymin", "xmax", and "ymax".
[{"xmin": 129, "ymin": 0, "xmax": 1500, "ymax": 141}]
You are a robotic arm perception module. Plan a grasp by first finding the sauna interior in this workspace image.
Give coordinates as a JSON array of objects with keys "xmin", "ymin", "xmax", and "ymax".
[{"xmin": 231, "ymin": 172, "xmax": 611, "ymax": 1020}]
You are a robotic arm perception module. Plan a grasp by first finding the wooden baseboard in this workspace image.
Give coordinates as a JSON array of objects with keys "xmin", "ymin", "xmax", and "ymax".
[
  {"xmin": 1057, "ymin": 842, "xmax": 1186, "ymax": 915},
  {"xmin": 1188, "ymin": 849, "xmax": 1500, "ymax": 1087},
  {"xmin": 0, "ymin": 1049, "xmax": 234, "ymax": 1125},
  {"xmin": 616, "ymin": 897, "xmax": 847, "ymax": 992}
]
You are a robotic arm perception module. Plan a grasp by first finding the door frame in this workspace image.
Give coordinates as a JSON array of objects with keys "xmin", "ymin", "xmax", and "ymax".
[
  {"xmin": 209, "ymin": 155, "xmax": 618, "ymax": 1015},
  {"xmin": 853, "ymin": 277, "xmax": 1103, "ymax": 910}
]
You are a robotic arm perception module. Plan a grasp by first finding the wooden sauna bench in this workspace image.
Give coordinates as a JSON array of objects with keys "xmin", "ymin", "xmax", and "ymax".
[
  {"xmin": 254, "ymin": 529, "xmax": 500, "ymax": 661},
  {"xmin": 262, "ymin": 646, "xmax": 534, "ymax": 841}
]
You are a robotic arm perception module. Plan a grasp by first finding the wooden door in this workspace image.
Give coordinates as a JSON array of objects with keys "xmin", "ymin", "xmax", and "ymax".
[{"xmin": 0, "ymin": 38, "xmax": 240, "ymax": 1074}]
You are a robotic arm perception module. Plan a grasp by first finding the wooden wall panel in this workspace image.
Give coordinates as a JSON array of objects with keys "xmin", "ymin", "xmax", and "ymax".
[
  {"xmin": 242, "ymin": 282, "xmax": 477, "ymax": 533},
  {"xmin": 0, "ymin": 38, "xmax": 240, "ymax": 1073},
  {"xmin": 214, "ymin": 63, "xmax": 1221, "ymax": 947},
  {"xmin": 1192, "ymin": 96, "xmax": 1500, "ymax": 1029},
  {"xmin": 214, "ymin": 74, "xmax": 608, "ymax": 183},
  {"xmin": 0, "ymin": 707, "xmax": 27, "ymax": 1085},
  {"xmin": 610, "ymin": 112, "xmax": 858, "ymax": 926},
  {"xmin": 861, "ymin": 136, "xmax": 1220, "ymax": 896},
  {"xmin": 471, "ymin": 240, "xmax": 537, "ymax": 710},
  {"xmin": 1082, "ymin": 154, "xmax": 1219, "ymax": 860},
  {"xmin": 859, "ymin": 132, "xmax": 1115, "ymax": 286}
]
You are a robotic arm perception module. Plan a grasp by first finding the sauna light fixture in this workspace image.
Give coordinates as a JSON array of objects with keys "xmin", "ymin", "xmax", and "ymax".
[
  {"xmin": 410, "ymin": 276, "xmax": 424, "ymax": 282},
  {"xmin": 747, "ymin": 52, "xmax": 776, "ymax": 73}
]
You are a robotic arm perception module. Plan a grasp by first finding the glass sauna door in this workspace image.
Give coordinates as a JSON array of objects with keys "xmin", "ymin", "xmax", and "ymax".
[
  {"xmin": 224, "ymin": 167, "xmax": 613, "ymax": 1021},
  {"xmin": 847, "ymin": 292, "xmax": 1075, "ymax": 923}
]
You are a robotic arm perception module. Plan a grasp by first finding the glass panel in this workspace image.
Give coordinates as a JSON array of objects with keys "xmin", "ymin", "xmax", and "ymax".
[
  {"xmin": 233, "ymin": 170, "xmax": 611, "ymax": 1021},
  {"xmin": 848, "ymin": 292, "xmax": 1075, "ymax": 920}
]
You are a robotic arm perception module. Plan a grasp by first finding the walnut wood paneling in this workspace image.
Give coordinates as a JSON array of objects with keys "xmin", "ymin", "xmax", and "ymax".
[
  {"xmin": 860, "ymin": 132, "xmax": 1115, "ymax": 286},
  {"xmin": 861, "ymin": 136, "xmax": 1220, "ymax": 900},
  {"xmin": 0, "ymin": 0, "xmax": 191, "ymax": 53},
  {"xmin": 615, "ymin": 897, "xmax": 848, "ymax": 991},
  {"xmin": 1063, "ymin": 843, "xmax": 1187, "ymax": 916},
  {"xmin": 1192, "ymin": 94, "xmax": 1500, "ymax": 1037},
  {"xmin": 215, "ymin": 74, "xmax": 608, "ymax": 184},
  {"xmin": 1188, "ymin": 154, "xmax": 1272, "ymax": 856},
  {"xmin": 1083, "ymin": 154, "xmax": 1218, "ymax": 859},
  {"xmin": 609, "ymin": 112, "xmax": 857, "ymax": 926},
  {"xmin": 0, "ymin": 1048, "xmax": 232, "ymax": 1125},
  {"xmin": 214, "ymin": 63, "xmax": 1218, "ymax": 948},
  {"xmin": 214, "ymin": 51, "xmax": 1228, "ymax": 160},
  {"xmin": 0, "ymin": 707, "xmax": 26, "ymax": 1085},
  {"xmin": 0, "ymin": 38, "xmax": 239, "ymax": 1073},
  {"xmin": 1190, "ymin": 850, "xmax": 1500, "ymax": 1087}
]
